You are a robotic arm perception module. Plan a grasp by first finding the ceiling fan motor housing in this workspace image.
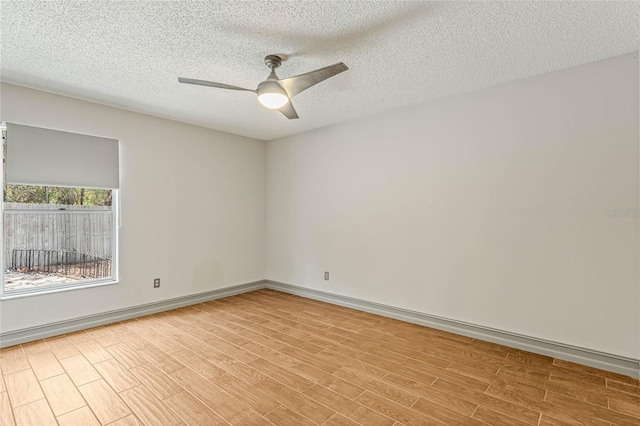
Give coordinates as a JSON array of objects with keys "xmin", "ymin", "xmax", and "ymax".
[{"xmin": 257, "ymin": 80, "xmax": 288, "ymax": 98}]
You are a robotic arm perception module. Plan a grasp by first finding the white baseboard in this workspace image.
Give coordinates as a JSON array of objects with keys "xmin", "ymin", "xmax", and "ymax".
[
  {"xmin": 0, "ymin": 280, "xmax": 265, "ymax": 348},
  {"xmin": 3, "ymin": 278, "xmax": 637, "ymax": 379},
  {"xmin": 266, "ymin": 280, "xmax": 640, "ymax": 379}
]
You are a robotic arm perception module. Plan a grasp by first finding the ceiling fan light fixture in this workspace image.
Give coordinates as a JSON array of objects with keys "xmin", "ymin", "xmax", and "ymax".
[
  {"xmin": 257, "ymin": 92, "xmax": 289, "ymax": 109},
  {"xmin": 257, "ymin": 80, "xmax": 289, "ymax": 109}
]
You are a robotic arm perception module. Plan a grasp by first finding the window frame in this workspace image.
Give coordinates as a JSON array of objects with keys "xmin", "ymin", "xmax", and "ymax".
[
  {"xmin": 0, "ymin": 195, "xmax": 119, "ymax": 299},
  {"xmin": 0, "ymin": 131, "xmax": 119, "ymax": 300}
]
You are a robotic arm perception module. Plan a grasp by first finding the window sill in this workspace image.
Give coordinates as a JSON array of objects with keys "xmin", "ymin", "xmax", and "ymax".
[{"xmin": 0, "ymin": 279, "xmax": 119, "ymax": 300}]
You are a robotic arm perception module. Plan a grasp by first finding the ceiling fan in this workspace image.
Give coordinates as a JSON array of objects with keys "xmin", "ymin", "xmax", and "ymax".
[{"xmin": 178, "ymin": 55, "xmax": 348, "ymax": 119}]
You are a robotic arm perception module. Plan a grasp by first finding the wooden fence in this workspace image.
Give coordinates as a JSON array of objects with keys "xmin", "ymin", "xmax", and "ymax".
[{"xmin": 3, "ymin": 203, "xmax": 113, "ymax": 269}]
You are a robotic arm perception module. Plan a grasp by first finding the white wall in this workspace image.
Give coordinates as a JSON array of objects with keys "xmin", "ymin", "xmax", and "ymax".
[
  {"xmin": 0, "ymin": 83, "xmax": 265, "ymax": 332},
  {"xmin": 266, "ymin": 53, "xmax": 639, "ymax": 359}
]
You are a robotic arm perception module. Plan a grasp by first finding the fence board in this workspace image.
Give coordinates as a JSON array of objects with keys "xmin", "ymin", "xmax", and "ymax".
[{"xmin": 3, "ymin": 203, "xmax": 113, "ymax": 268}]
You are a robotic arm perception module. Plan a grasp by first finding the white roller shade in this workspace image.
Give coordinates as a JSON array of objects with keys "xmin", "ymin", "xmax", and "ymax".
[{"xmin": 5, "ymin": 123, "xmax": 119, "ymax": 189}]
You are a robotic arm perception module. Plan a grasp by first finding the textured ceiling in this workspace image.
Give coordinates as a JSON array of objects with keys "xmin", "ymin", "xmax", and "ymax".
[{"xmin": 1, "ymin": 1, "xmax": 638, "ymax": 141}]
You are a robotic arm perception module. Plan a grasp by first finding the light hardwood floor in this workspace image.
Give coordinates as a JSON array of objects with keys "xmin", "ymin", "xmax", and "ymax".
[{"xmin": 1, "ymin": 289, "xmax": 638, "ymax": 425}]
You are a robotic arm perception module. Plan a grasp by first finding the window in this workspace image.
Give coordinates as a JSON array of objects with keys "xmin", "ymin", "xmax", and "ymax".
[{"xmin": 1, "ymin": 123, "xmax": 119, "ymax": 297}]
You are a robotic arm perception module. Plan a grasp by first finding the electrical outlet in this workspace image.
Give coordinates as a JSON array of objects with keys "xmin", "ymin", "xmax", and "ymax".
[
  {"xmin": 324, "ymin": 272, "xmax": 329, "ymax": 281},
  {"xmin": 154, "ymin": 278, "xmax": 160, "ymax": 288}
]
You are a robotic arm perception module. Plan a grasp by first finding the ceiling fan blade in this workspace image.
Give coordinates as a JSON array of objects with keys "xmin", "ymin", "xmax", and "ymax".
[
  {"xmin": 278, "ymin": 62, "xmax": 348, "ymax": 98},
  {"xmin": 178, "ymin": 77, "xmax": 255, "ymax": 92},
  {"xmin": 278, "ymin": 100, "xmax": 299, "ymax": 120}
]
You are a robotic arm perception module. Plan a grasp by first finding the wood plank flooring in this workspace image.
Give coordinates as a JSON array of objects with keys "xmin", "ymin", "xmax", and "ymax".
[{"xmin": 1, "ymin": 289, "xmax": 638, "ymax": 425}]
